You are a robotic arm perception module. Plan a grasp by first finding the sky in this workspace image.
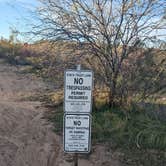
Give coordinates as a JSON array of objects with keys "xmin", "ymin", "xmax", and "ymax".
[
  {"xmin": 0, "ymin": 0, "xmax": 39, "ymax": 41},
  {"xmin": 0, "ymin": 0, "xmax": 165, "ymax": 43}
]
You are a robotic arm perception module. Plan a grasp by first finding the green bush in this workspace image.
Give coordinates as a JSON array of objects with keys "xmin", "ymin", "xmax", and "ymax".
[
  {"xmin": 92, "ymin": 108, "xmax": 166, "ymax": 150},
  {"xmin": 127, "ymin": 112, "xmax": 166, "ymax": 149},
  {"xmin": 92, "ymin": 109, "xmax": 127, "ymax": 143},
  {"xmin": 47, "ymin": 103, "xmax": 166, "ymax": 150}
]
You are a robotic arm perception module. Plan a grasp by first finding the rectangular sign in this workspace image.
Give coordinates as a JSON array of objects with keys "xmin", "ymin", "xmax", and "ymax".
[
  {"xmin": 64, "ymin": 70, "xmax": 93, "ymax": 113},
  {"xmin": 64, "ymin": 114, "xmax": 91, "ymax": 153}
]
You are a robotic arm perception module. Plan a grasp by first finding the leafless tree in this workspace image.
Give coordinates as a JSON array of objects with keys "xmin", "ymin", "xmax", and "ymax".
[{"xmin": 31, "ymin": 0, "xmax": 166, "ymax": 106}]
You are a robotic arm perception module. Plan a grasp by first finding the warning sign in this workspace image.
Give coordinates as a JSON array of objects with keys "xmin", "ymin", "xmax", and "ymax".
[
  {"xmin": 64, "ymin": 114, "xmax": 91, "ymax": 153},
  {"xmin": 64, "ymin": 70, "xmax": 93, "ymax": 113}
]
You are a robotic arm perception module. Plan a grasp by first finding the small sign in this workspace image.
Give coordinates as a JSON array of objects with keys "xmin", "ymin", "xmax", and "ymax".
[
  {"xmin": 64, "ymin": 114, "xmax": 91, "ymax": 153},
  {"xmin": 64, "ymin": 70, "xmax": 93, "ymax": 113}
]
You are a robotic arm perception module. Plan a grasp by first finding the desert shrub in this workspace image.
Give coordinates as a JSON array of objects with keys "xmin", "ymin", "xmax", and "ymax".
[
  {"xmin": 92, "ymin": 107, "xmax": 166, "ymax": 150},
  {"xmin": 0, "ymin": 39, "xmax": 30, "ymax": 65},
  {"xmin": 44, "ymin": 91, "xmax": 166, "ymax": 150},
  {"xmin": 92, "ymin": 109, "xmax": 127, "ymax": 143},
  {"xmin": 126, "ymin": 111, "xmax": 166, "ymax": 149}
]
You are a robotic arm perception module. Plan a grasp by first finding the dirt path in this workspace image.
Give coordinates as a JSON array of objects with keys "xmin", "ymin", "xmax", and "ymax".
[
  {"xmin": 0, "ymin": 59, "xmax": 123, "ymax": 166},
  {"xmin": 0, "ymin": 59, "xmax": 59, "ymax": 166}
]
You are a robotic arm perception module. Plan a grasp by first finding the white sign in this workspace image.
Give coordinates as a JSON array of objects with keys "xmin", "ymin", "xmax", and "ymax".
[
  {"xmin": 64, "ymin": 70, "xmax": 93, "ymax": 113},
  {"xmin": 64, "ymin": 114, "xmax": 91, "ymax": 153}
]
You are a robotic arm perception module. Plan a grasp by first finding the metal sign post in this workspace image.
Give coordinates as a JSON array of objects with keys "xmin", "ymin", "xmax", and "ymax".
[
  {"xmin": 74, "ymin": 153, "xmax": 78, "ymax": 166},
  {"xmin": 63, "ymin": 65, "xmax": 93, "ymax": 166},
  {"xmin": 75, "ymin": 65, "xmax": 80, "ymax": 166}
]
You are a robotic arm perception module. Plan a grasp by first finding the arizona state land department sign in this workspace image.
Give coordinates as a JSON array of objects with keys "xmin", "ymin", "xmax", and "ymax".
[
  {"xmin": 64, "ymin": 70, "xmax": 93, "ymax": 113},
  {"xmin": 64, "ymin": 114, "xmax": 91, "ymax": 153}
]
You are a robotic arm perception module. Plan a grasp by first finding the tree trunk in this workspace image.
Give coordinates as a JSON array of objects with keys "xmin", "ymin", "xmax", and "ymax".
[{"xmin": 109, "ymin": 77, "xmax": 117, "ymax": 108}]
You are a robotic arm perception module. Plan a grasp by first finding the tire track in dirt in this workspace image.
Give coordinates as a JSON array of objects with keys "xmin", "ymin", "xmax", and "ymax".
[{"xmin": 0, "ymin": 59, "xmax": 58, "ymax": 166}]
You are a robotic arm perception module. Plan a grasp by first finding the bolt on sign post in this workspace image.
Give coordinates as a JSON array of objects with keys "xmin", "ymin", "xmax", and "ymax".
[{"xmin": 63, "ymin": 65, "xmax": 93, "ymax": 166}]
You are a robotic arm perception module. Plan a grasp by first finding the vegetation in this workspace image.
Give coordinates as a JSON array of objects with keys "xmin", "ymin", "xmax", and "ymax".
[
  {"xmin": 93, "ymin": 108, "xmax": 166, "ymax": 149},
  {"xmin": 0, "ymin": 35, "xmax": 30, "ymax": 66},
  {"xmin": 0, "ymin": 37, "xmax": 165, "ymax": 152},
  {"xmin": 0, "ymin": 1, "xmax": 165, "ymax": 165},
  {"xmin": 45, "ymin": 99, "xmax": 166, "ymax": 150},
  {"xmin": 45, "ymin": 101, "xmax": 166, "ymax": 165},
  {"xmin": 31, "ymin": 0, "xmax": 166, "ymax": 106}
]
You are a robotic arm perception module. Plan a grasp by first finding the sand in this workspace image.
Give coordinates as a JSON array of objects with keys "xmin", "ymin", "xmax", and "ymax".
[{"xmin": 0, "ymin": 59, "xmax": 122, "ymax": 166}]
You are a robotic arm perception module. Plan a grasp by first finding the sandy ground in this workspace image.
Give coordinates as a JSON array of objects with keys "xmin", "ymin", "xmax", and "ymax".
[
  {"xmin": 0, "ymin": 59, "xmax": 59, "ymax": 166},
  {"xmin": 0, "ymin": 59, "xmax": 122, "ymax": 166}
]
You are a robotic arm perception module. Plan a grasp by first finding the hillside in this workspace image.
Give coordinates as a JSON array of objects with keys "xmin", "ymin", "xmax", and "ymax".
[{"xmin": 0, "ymin": 39, "xmax": 166, "ymax": 166}]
